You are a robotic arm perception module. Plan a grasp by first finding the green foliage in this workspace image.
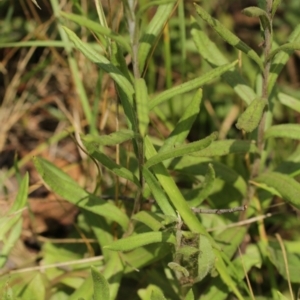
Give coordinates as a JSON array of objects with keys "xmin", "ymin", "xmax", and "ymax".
[{"xmin": 2, "ymin": 0, "xmax": 300, "ymax": 299}]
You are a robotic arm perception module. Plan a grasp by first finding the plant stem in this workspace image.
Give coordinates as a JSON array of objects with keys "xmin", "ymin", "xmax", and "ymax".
[
  {"xmin": 242, "ymin": 0, "xmax": 273, "ymax": 216},
  {"xmin": 125, "ymin": 0, "xmax": 143, "ymax": 213}
]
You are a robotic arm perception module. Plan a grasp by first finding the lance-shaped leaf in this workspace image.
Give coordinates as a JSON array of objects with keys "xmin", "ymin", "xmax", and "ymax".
[
  {"xmin": 150, "ymin": 61, "xmax": 238, "ymax": 110},
  {"xmin": 33, "ymin": 157, "xmax": 129, "ymax": 229},
  {"xmin": 267, "ymin": 42, "xmax": 300, "ymax": 62},
  {"xmin": 160, "ymin": 89, "xmax": 203, "ymax": 152},
  {"xmin": 191, "ymin": 18, "xmax": 256, "ymax": 105},
  {"xmin": 253, "ymin": 171, "xmax": 300, "ymax": 209},
  {"xmin": 0, "ymin": 173, "xmax": 28, "ymax": 267},
  {"xmin": 195, "ymin": 234, "xmax": 215, "ymax": 282},
  {"xmin": 242, "ymin": 6, "xmax": 271, "ymax": 31},
  {"xmin": 269, "ymin": 25, "xmax": 300, "ymax": 93},
  {"xmin": 91, "ymin": 266, "xmax": 110, "ymax": 300},
  {"xmin": 104, "ymin": 232, "xmax": 176, "ymax": 251},
  {"xmin": 60, "ymin": 12, "xmax": 131, "ymax": 52},
  {"xmin": 264, "ymin": 124, "xmax": 300, "ymax": 140},
  {"xmin": 132, "ymin": 211, "xmax": 164, "ymax": 231},
  {"xmin": 82, "ymin": 129, "xmax": 135, "ymax": 147},
  {"xmin": 278, "ymin": 93, "xmax": 300, "ymax": 113},
  {"xmin": 143, "ymin": 167, "xmax": 176, "ymax": 216},
  {"xmin": 135, "ymin": 78, "xmax": 150, "ymax": 137},
  {"xmin": 236, "ymin": 98, "xmax": 267, "ymax": 132},
  {"xmin": 191, "ymin": 140, "xmax": 258, "ymax": 157},
  {"xmin": 138, "ymin": 2, "xmax": 176, "ymax": 73},
  {"xmin": 188, "ymin": 164, "xmax": 215, "ymax": 207},
  {"xmin": 144, "ymin": 132, "xmax": 218, "ymax": 168},
  {"xmin": 83, "ymin": 140, "xmax": 140, "ymax": 187},
  {"xmin": 272, "ymin": 0, "xmax": 282, "ymax": 17},
  {"xmin": 62, "ymin": 26, "xmax": 134, "ymax": 104},
  {"xmin": 195, "ymin": 4, "xmax": 263, "ymax": 71}
]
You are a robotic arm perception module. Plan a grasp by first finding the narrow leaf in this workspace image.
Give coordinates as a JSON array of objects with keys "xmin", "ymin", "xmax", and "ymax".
[
  {"xmin": 272, "ymin": 0, "xmax": 282, "ymax": 17},
  {"xmin": 83, "ymin": 141, "xmax": 140, "ymax": 187},
  {"xmin": 278, "ymin": 92, "xmax": 300, "ymax": 113},
  {"xmin": 135, "ymin": 78, "xmax": 150, "ymax": 137},
  {"xmin": 191, "ymin": 140, "xmax": 258, "ymax": 157},
  {"xmin": 188, "ymin": 163, "xmax": 215, "ymax": 207},
  {"xmin": 150, "ymin": 286, "xmax": 167, "ymax": 300},
  {"xmin": 242, "ymin": 6, "xmax": 271, "ymax": 31},
  {"xmin": 195, "ymin": 235, "xmax": 215, "ymax": 282},
  {"xmin": 62, "ymin": 26, "xmax": 134, "ymax": 103},
  {"xmin": 268, "ymin": 242, "xmax": 300, "ymax": 283},
  {"xmin": 236, "ymin": 98, "xmax": 267, "ymax": 132},
  {"xmin": 60, "ymin": 12, "xmax": 131, "ymax": 52},
  {"xmin": 264, "ymin": 124, "xmax": 300, "ymax": 140},
  {"xmin": 254, "ymin": 171, "xmax": 300, "ymax": 209},
  {"xmin": 191, "ymin": 18, "xmax": 257, "ymax": 105},
  {"xmin": 91, "ymin": 266, "xmax": 110, "ymax": 300},
  {"xmin": 82, "ymin": 129, "xmax": 135, "ymax": 147},
  {"xmin": 33, "ymin": 157, "xmax": 129, "ymax": 229},
  {"xmin": 150, "ymin": 61, "xmax": 238, "ymax": 110},
  {"xmin": 145, "ymin": 132, "xmax": 218, "ymax": 168},
  {"xmin": 132, "ymin": 211, "xmax": 164, "ymax": 231},
  {"xmin": 104, "ymin": 232, "xmax": 176, "ymax": 251},
  {"xmin": 160, "ymin": 89, "xmax": 203, "ymax": 152},
  {"xmin": 138, "ymin": 3, "xmax": 176, "ymax": 73},
  {"xmin": 195, "ymin": 4, "xmax": 263, "ymax": 71},
  {"xmin": 143, "ymin": 167, "xmax": 176, "ymax": 217},
  {"xmin": 268, "ymin": 25, "xmax": 300, "ymax": 93},
  {"xmin": 185, "ymin": 289, "xmax": 195, "ymax": 300},
  {"xmin": 267, "ymin": 42, "xmax": 300, "ymax": 62}
]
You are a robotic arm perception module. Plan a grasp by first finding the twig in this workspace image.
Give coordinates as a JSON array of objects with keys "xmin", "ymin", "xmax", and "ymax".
[{"xmin": 191, "ymin": 205, "xmax": 247, "ymax": 214}]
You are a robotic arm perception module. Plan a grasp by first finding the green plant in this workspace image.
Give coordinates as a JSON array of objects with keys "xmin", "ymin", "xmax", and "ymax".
[{"xmin": 1, "ymin": 0, "xmax": 300, "ymax": 299}]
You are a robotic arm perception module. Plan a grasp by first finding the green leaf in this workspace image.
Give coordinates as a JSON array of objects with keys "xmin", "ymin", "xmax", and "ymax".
[
  {"xmin": 62, "ymin": 26, "xmax": 134, "ymax": 103},
  {"xmin": 278, "ymin": 92, "xmax": 300, "ymax": 113},
  {"xmin": 253, "ymin": 171, "xmax": 300, "ymax": 209},
  {"xmin": 135, "ymin": 78, "xmax": 150, "ymax": 137},
  {"xmin": 143, "ymin": 167, "xmax": 176, "ymax": 217},
  {"xmin": 264, "ymin": 124, "xmax": 300, "ymax": 140},
  {"xmin": 150, "ymin": 61, "xmax": 238, "ymax": 110},
  {"xmin": 176, "ymin": 246, "xmax": 199, "ymax": 258},
  {"xmin": 0, "ymin": 173, "xmax": 28, "ymax": 267},
  {"xmin": 191, "ymin": 18, "xmax": 257, "ymax": 105},
  {"xmin": 60, "ymin": 12, "xmax": 131, "ymax": 52},
  {"xmin": 82, "ymin": 129, "xmax": 135, "ymax": 147},
  {"xmin": 145, "ymin": 132, "xmax": 217, "ymax": 168},
  {"xmin": 195, "ymin": 235, "xmax": 215, "ymax": 282},
  {"xmin": 20, "ymin": 273, "xmax": 45, "ymax": 300},
  {"xmin": 268, "ymin": 242, "xmax": 300, "ymax": 283},
  {"xmin": 104, "ymin": 232, "xmax": 176, "ymax": 251},
  {"xmin": 33, "ymin": 157, "xmax": 129, "ymax": 229},
  {"xmin": 268, "ymin": 25, "xmax": 300, "ymax": 93},
  {"xmin": 185, "ymin": 289, "xmax": 195, "ymax": 300},
  {"xmin": 236, "ymin": 98, "xmax": 267, "ymax": 132},
  {"xmin": 191, "ymin": 140, "xmax": 258, "ymax": 157},
  {"xmin": 144, "ymin": 138, "xmax": 244, "ymax": 299},
  {"xmin": 272, "ymin": 0, "xmax": 282, "ymax": 17},
  {"xmin": 132, "ymin": 211, "xmax": 164, "ymax": 231},
  {"xmin": 188, "ymin": 163, "xmax": 215, "ymax": 207},
  {"xmin": 267, "ymin": 42, "xmax": 300, "ymax": 62},
  {"xmin": 194, "ymin": 4, "xmax": 263, "ymax": 71},
  {"xmin": 242, "ymin": 6, "xmax": 271, "ymax": 31},
  {"xmin": 150, "ymin": 286, "xmax": 167, "ymax": 300},
  {"xmin": 138, "ymin": 2, "xmax": 176, "ymax": 73},
  {"xmin": 91, "ymin": 266, "xmax": 110, "ymax": 300},
  {"xmin": 160, "ymin": 89, "xmax": 203, "ymax": 152},
  {"xmin": 169, "ymin": 156, "xmax": 247, "ymax": 196},
  {"xmin": 82, "ymin": 142, "xmax": 140, "ymax": 187},
  {"xmin": 0, "ymin": 219, "xmax": 22, "ymax": 268}
]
